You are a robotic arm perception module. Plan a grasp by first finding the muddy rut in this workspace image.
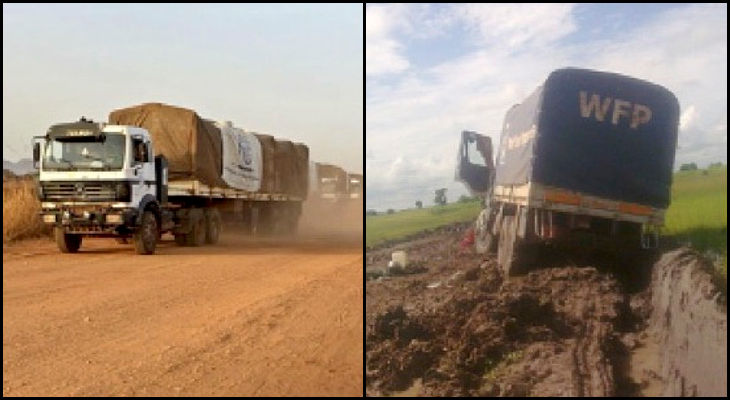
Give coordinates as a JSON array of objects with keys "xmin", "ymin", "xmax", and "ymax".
[{"xmin": 366, "ymin": 222, "xmax": 713, "ymax": 397}]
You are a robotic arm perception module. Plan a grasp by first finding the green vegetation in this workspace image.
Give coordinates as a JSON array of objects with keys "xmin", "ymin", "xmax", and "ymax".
[
  {"xmin": 480, "ymin": 350, "xmax": 524, "ymax": 395},
  {"xmin": 366, "ymin": 198, "xmax": 481, "ymax": 247},
  {"xmin": 664, "ymin": 166, "xmax": 727, "ymax": 283},
  {"xmin": 367, "ymin": 166, "xmax": 727, "ymax": 285}
]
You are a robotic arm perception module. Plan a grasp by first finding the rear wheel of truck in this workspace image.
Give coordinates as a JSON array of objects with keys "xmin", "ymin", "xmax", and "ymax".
[
  {"xmin": 497, "ymin": 215, "xmax": 536, "ymax": 276},
  {"xmin": 54, "ymin": 227, "xmax": 82, "ymax": 253},
  {"xmin": 185, "ymin": 208, "xmax": 206, "ymax": 247},
  {"xmin": 204, "ymin": 208, "xmax": 221, "ymax": 244},
  {"xmin": 133, "ymin": 211, "xmax": 158, "ymax": 255},
  {"xmin": 475, "ymin": 208, "xmax": 497, "ymax": 254},
  {"xmin": 174, "ymin": 234, "xmax": 187, "ymax": 246}
]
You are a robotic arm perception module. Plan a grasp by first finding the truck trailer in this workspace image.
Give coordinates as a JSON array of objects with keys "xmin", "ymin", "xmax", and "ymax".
[
  {"xmin": 456, "ymin": 68, "xmax": 680, "ymax": 276},
  {"xmin": 34, "ymin": 103, "xmax": 308, "ymax": 255}
]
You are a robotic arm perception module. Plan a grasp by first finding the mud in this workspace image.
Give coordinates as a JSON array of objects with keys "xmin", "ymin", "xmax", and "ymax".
[
  {"xmin": 365, "ymin": 222, "xmax": 727, "ymax": 397},
  {"xmin": 649, "ymin": 248, "xmax": 727, "ymax": 396}
]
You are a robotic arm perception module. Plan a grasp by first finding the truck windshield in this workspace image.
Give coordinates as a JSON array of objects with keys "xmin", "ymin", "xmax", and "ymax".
[{"xmin": 43, "ymin": 133, "xmax": 126, "ymax": 171}]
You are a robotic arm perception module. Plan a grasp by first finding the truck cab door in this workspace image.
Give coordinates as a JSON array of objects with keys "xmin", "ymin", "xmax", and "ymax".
[
  {"xmin": 131, "ymin": 136, "xmax": 157, "ymax": 204},
  {"xmin": 456, "ymin": 130, "xmax": 494, "ymax": 196}
]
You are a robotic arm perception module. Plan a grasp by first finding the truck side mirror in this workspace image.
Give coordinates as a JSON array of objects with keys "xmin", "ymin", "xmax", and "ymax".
[{"xmin": 33, "ymin": 142, "xmax": 41, "ymax": 169}]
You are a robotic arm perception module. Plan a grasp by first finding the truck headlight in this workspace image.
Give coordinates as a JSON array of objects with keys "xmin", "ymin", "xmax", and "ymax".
[
  {"xmin": 105, "ymin": 214, "xmax": 122, "ymax": 224},
  {"xmin": 42, "ymin": 214, "xmax": 57, "ymax": 223}
]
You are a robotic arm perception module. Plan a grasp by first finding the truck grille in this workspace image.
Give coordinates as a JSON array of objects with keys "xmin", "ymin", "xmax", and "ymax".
[{"xmin": 42, "ymin": 182, "xmax": 117, "ymax": 202}]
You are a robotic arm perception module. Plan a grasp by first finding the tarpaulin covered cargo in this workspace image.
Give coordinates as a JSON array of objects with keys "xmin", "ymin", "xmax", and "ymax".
[
  {"xmin": 254, "ymin": 133, "xmax": 277, "ymax": 193},
  {"xmin": 495, "ymin": 68, "xmax": 680, "ymax": 209},
  {"xmin": 216, "ymin": 121, "xmax": 262, "ymax": 192},
  {"xmin": 109, "ymin": 103, "xmax": 224, "ymax": 186},
  {"xmin": 274, "ymin": 140, "xmax": 295, "ymax": 195},
  {"xmin": 294, "ymin": 143, "xmax": 309, "ymax": 197},
  {"xmin": 315, "ymin": 163, "xmax": 348, "ymax": 195},
  {"xmin": 110, "ymin": 103, "xmax": 307, "ymax": 196}
]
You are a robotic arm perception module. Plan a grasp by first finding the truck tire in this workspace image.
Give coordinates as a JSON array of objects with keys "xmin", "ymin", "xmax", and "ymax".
[
  {"xmin": 185, "ymin": 208, "xmax": 206, "ymax": 247},
  {"xmin": 55, "ymin": 227, "xmax": 82, "ymax": 253},
  {"xmin": 174, "ymin": 233, "xmax": 187, "ymax": 246},
  {"xmin": 173, "ymin": 208, "xmax": 189, "ymax": 246},
  {"xmin": 133, "ymin": 210, "xmax": 158, "ymax": 255},
  {"xmin": 475, "ymin": 208, "xmax": 497, "ymax": 254},
  {"xmin": 287, "ymin": 211, "xmax": 300, "ymax": 235},
  {"xmin": 204, "ymin": 208, "xmax": 221, "ymax": 244},
  {"xmin": 497, "ymin": 215, "xmax": 536, "ymax": 276}
]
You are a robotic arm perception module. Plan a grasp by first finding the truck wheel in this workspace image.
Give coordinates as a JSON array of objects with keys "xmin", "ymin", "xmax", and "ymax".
[
  {"xmin": 498, "ymin": 215, "xmax": 536, "ymax": 276},
  {"xmin": 475, "ymin": 208, "xmax": 497, "ymax": 254},
  {"xmin": 55, "ymin": 227, "xmax": 82, "ymax": 253},
  {"xmin": 288, "ymin": 212, "xmax": 300, "ymax": 235},
  {"xmin": 185, "ymin": 208, "xmax": 206, "ymax": 247},
  {"xmin": 204, "ymin": 208, "xmax": 221, "ymax": 244},
  {"xmin": 174, "ymin": 233, "xmax": 187, "ymax": 246},
  {"xmin": 133, "ymin": 211, "xmax": 158, "ymax": 255}
]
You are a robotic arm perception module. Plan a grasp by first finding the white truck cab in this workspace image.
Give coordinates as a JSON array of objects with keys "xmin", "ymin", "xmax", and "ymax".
[{"xmin": 34, "ymin": 118, "xmax": 174, "ymax": 254}]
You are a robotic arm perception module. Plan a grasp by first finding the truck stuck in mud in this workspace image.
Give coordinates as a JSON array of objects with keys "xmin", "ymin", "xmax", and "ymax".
[{"xmin": 456, "ymin": 68, "xmax": 680, "ymax": 276}]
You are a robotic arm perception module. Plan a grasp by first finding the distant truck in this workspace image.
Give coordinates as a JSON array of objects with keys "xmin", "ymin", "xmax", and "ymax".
[
  {"xmin": 457, "ymin": 68, "xmax": 680, "ymax": 276},
  {"xmin": 309, "ymin": 162, "xmax": 361, "ymax": 201},
  {"xmin": 34, "ymin": 103, "xmax": 308, "ymax": 255},
  {"xmin": 347, "ymin": 173, "xmax": 362, "ymax": 200}
]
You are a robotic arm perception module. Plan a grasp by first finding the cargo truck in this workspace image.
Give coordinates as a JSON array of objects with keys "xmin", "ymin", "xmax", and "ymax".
[
  {"xmin": 33, "ymin": 103, "xmax": 308, "ymax": 255},
  {"xmin": 310, "ymin": 162, "xmax": 349, "ymax": 201},
  {"xmin": 347, "ymin": 173, "xmax": 363, "ymax": 200},
  {"xmin": 456, "ymin": 68, "xmax": 680, "ymax": 276}
]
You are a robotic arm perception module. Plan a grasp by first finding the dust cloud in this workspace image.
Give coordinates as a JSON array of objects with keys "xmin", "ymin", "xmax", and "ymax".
[{"xmin": 298, "ymin": 198, "xmax": 363, "ymax": 245}]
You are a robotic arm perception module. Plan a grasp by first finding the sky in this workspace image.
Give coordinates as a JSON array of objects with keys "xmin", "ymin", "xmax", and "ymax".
[
  {"xmin": 366, "ymin": 3, "xmax": 727, "ymax": 211},
  {"xmin": 2, "ymin": 4, "xmax": 363, "ymax": 174}
]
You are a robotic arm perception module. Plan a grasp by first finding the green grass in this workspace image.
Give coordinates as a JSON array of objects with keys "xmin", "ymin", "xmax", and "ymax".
[
  {"xmin": 367, "ymin": 167, "xmax": 727, "ymax": 284},
  {"xmin": 664, "ymin": 167, "xmax": 727, "ymax": 283},
  {"xmin": 366, "ymin": 199, "xmax": 481, "ymax": 247}
]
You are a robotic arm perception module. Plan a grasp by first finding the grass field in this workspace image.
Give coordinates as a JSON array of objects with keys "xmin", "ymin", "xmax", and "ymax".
[
  {"xmin": 3, "ymin": 178, "xmax": 48, "ymax": 242},
  {"xmin": 664, "ymin": 166, "xmax": 727, "ymax": 281},
  {"xmin": 365, "ymin": 199, "xmax": 481, "ymax": 247},
  {"xmin": 367, "ymin": 168, "xmax": 727, "ymax": 281}
]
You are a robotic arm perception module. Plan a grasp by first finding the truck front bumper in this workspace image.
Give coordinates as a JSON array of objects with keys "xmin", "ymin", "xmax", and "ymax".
[{"xmin": 41, "ymin": 206, "xmax": 138, "ymax": 234}]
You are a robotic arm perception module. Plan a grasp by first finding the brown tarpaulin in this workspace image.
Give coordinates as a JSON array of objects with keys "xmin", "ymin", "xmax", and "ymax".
[
  {"xmin": 254, "ymin": 133, "xmax": 276, "ymax": 193},
  {"xmin": 294, "ymin": 143, "xmax": 309, "ymax": 197},
  {"xmin": 110, "ymin": 103, "xmax": 309, "ymax": 196},
  {"xmin": 316, "ymin": 163, "xmax": 348, "ymax": 195},
  {"xmin": 274, "ymin": 140, "xmax": 295, "ymax": 195},
  {"xmin": 274, "ymin": 140, "xmax": 309, "ymax": 197},
  {"xmin": 109, "ymin": 103, "xmax": 224, "ymax": 186}
]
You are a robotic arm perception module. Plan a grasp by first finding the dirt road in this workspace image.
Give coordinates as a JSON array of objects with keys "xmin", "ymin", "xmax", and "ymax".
[{"xmin": 3, "ymin": 233, "xmax": 363, "ymax": 396}]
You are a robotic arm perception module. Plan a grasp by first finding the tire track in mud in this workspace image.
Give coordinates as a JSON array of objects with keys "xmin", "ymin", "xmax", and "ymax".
[{"xmin": 365, "ymin": 223, "xmax": 656, "ymax": 397}]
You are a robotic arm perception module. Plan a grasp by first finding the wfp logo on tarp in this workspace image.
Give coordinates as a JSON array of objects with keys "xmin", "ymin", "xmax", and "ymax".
[
  {"xmin": 237, "ymin": 138, "xmax": 253, "ymax": 171},
  {"xmin": 579, "ymin": 91, "xmax": 652, "ymax": 129}
]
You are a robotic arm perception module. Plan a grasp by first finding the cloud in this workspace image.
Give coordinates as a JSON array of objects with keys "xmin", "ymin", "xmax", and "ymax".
[
  {"xmin": 454, "ymin": 3, "xmax": 577, "ymax": 48},
  {"xmin": 367, "ymin": 4, "xmax": 727, "ymax": 210},
  {"xmin": 680, "ymin": 105, "xmax": 697, "ymax": 131},
  {"xmin": 366, "ymin": 5, "xmax": 409, "ymax": 76}
]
